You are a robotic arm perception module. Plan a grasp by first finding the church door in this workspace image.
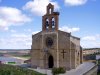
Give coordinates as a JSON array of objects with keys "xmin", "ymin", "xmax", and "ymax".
[{"xmin": 48, "ymin": 55, "xmax": 54, "ymax": 68}]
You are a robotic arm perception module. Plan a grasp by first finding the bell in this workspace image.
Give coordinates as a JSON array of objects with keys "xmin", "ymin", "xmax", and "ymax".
[
  {"xmin": 52, "ymin": 21, "xmax": 55, "ymax": 26},
  {"xmin": 46, "ymin": 21, "xmax": 49, "ymax": 26}
]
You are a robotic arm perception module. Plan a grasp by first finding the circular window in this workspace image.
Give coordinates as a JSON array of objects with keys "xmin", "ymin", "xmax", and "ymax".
[{"xmin": 46, "ymin": 37, "xmax": 53, "ymax": 47}]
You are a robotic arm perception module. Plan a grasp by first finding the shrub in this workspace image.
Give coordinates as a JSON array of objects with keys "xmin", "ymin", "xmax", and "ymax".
[{"xmin": 52, "ymin": 67, "xmax": 66, "ymax": 75}]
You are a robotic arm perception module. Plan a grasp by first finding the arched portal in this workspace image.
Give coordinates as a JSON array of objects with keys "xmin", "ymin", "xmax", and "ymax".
[{"xmin": 48, "ymin": 55, "xmax": 54, "ymax": 68}]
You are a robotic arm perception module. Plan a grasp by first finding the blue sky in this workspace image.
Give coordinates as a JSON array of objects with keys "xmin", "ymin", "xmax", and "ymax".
[{"xmin": 0, "ymin": 0, "xmax": 100, "ymax": 49}]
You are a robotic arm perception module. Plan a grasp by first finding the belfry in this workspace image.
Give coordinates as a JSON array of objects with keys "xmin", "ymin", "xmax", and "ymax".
[{"xmin": 42, "ymin": 3, "xmax": 59, "ymax": 31}]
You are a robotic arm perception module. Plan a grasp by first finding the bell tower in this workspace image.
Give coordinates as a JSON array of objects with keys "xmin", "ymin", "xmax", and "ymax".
[{"xmin": 42, "ymin": 3, "xmax": 59, "ymax": 32}]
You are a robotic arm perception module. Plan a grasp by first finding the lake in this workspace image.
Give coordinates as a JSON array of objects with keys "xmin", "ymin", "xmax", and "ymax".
[{"xmin": 0, "ymin": 56, "xmax": 24, "ymax": 64}]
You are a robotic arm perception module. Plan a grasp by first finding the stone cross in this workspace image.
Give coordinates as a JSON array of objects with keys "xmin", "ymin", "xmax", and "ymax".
[{"xmin": 61, "ymin": 50, "xmax": 66, "ymax": 59}]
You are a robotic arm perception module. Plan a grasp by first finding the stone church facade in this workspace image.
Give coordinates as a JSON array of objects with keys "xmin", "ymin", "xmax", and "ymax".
[{"xmin": 31, "ymin": 3, "xmax": 83, "ymax": 70}]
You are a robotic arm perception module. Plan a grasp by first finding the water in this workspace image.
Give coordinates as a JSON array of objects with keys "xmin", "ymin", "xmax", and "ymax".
[
  {"xmin": 0, "ymin": 57, "xmax": 17, "ymax": 61},
  {"xmin": 0, "ymin": 56, "xmax": 31, "ymax": 68},
  {"xmin": 0, "ymin": 56, "xmax": 23, "ymax": 64}
]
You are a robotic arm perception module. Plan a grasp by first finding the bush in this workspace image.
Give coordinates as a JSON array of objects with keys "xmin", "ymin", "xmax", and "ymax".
[{"xmin": 52, "ymin": 67, "xmax": 66, "ymax": 75}]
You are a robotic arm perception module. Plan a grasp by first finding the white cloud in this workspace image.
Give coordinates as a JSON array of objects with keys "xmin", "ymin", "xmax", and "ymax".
[
  {"xmin": 32, "ymin": 31, "xmax": 39, "ymax": 35},
  {"xmin": 59, "ymin": 26, "xmax": 80, "ymax": 33},
  {"xmin": 23, "ymin": 0, "xmax": 60, "ymax": 16},
  {"xmin": 82, "ymin": 36, "xmax": 96, "ymax": 41},
  {"xmin": 0, "ymin": 7, "xmax": 31, "ymax": 31},
  {"xmin": 0, "ymin": 31, "xmax": 40, "ymax": 49},
  {"xmin": 81, "ymin": 34, "xmax": 100, "ymax": 48},
  {"xmin": 10, "ymin": 29, "xmax": 16, "ymax": 33},
  {"xmin": 82, "ymin": 35, "xmax": 100, "ymax": 41},
  {"xmin": 24, "ymin": 29, "xmax": 32, "ymax": 32},
  {"xmin": 81, "ymin": 41, "xmax": 100, "ymax": 48},
  {"xmin": 0, "ymin": 33, "xmax": 32, "ymax": 49},
  {"xmin": 11, "ymin": 34, "xmax": 29, "ymax": 38},
  {"xmin": 64, "ymin": 0, "xmax": 87, "ymax": 6}
]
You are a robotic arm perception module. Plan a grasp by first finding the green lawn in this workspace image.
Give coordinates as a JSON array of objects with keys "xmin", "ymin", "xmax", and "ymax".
[{"xmin": 0, "ymin": 64, "xmax": 46, "ymax": 75}]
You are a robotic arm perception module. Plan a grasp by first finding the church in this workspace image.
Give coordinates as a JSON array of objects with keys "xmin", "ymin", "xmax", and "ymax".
[{"xmin": 30, "ymin": 3, "xmax": 83, "ymax": 70}]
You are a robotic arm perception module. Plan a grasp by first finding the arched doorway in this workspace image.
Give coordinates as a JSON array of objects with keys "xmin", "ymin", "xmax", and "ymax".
[{"xmin": 48, "ymin": 55, "xmax": 54, "ymax": 68}]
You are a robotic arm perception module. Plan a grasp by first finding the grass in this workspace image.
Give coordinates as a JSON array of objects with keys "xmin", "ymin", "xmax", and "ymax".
[
  {"xmin": 8, "ymin": 62, "xmax": 16, "ymax": 64},
  {"xmin": 0, "ymin": 64, "xmax": 46, "ymax": 75}
]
